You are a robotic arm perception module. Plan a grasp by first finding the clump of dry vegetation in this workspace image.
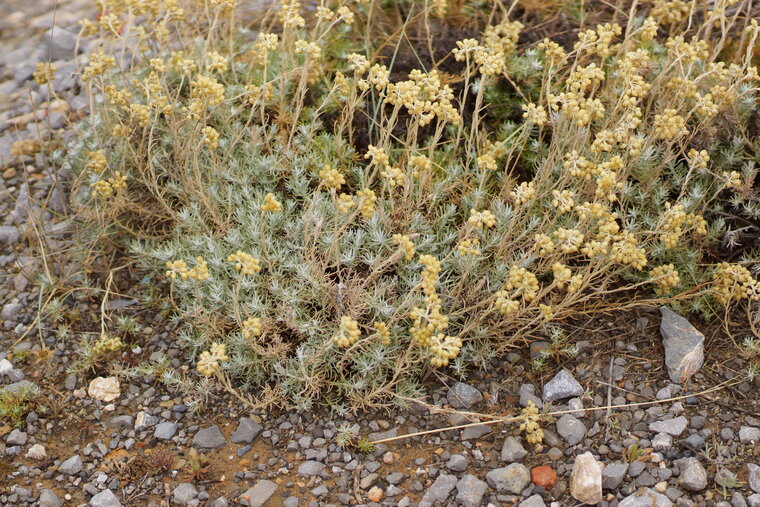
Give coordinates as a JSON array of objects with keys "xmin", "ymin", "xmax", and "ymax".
[{"xmin": 62, "ymin": 0, "xmax": 759, "ymax": 410}]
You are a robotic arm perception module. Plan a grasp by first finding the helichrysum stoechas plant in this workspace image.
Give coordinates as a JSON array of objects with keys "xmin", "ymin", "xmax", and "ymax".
[{"xmin": 67, "ymin": 0, "xmax": 760, "ymax": 409}]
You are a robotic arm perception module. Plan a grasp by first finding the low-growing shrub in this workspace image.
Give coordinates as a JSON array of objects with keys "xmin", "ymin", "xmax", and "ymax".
[{"xmin": 65, "ymin": 0, "xmax": 760, "ymax": 410}]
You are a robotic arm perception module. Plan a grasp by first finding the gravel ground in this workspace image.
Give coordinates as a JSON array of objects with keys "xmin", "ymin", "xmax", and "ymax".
[{"xmin": 1, "ymin": 2, "xmax": 759, "ymax": 507}]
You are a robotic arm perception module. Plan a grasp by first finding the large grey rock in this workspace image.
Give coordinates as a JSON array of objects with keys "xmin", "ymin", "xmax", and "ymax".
[
  {"xmin": 602, "ymin": 462, "xmax": 629, "ymax": 489},
  {"xmin": 38, "ymin": 489, "xmax": 61, "ymax": 507},
  {"xmin": 501, "ymin": 436, "xmax": 528, "ymax": 462},
  {"xmin": 519, "ymin": 495, "xmax": 546, "ymax": 507},
  {"xmin": 749, "ymin": 464, "xmax": 760, "ymax": 493},
  {"xmin": 6, "ymin": 429, "xmax": 27, "ymax": 446},
  {"xmin": 447, "ymin": 382, "xmax": 483, "ymax": 409},
  {"xmin": 154, "ymin": 422, "xmax": 178, "ymax": 440},
  {"xmin": 239, "ymin": 480, "xmax": 277, "ymax": 506},
  {"xmin": 659, "ymin": 307, "xmax": 704, "ymax": 384},
  {"xmin": 297, "ymin": 460, "xmax": 325, "ymax": 477},
  {"xmin": 485, "ymin": 463, "xmax": 530, "ymax": 494},
  {"xmin": 420, "ymin": 473, "xmax": 457, "ymax": 506},
  {"xmin": 43, "ymin": 26, "xmax": 79, "ymax": 61},
  {"xmin": 455, "ymin": 474, "xmax": 488, "ymax": 507},
  {"xmin": 172, "ymin": 483, "xmax": 198, "ymax": 505},
  {"xmin": 59, "ymin": 454, "xmax": 83, "ymax": 475},
  {"xmin": 648, "ymin": 416, "xmax": 688, "ymax": 437},
  {"xmin": 89, "ymin": 489, "xmax": 121, "ymax": 507},
  {"xmin": 749, "ymin": 494, "xmax": 760, "ymax": 507},
  {"xmin": 739, "ymin": 426, "xmax": 760, "ymax": 444},
  {"xmin": 557, "ymin": 414, "xmax": 586, "ymax": 445},
  {"xmin": 232, "ymin": 418, "xmax": 263, "ymax": 444},
  {"xmin": 570, "ymin": 452, "xmax": 603, "ymax": 505},
  {"xmin": 679, "ymin": 457, "xmax": 707, "ymax": 491},
  {"xmin": 543, "ymin": 369, "xmax": 583, "ymax": 402},
  {"xmin": 618, "ymin": 487, "xmax": 673, "ymax": 507},
  {"xmin": 192, "ymin": 425, "xmax": 226, "ymax": 449},
  {"xmin": 1, "ymin": 302, "xmax": 22, "ymax": 322},
  {"xmin": 460, "ymin": 423, "xmax": 491, "ymax": 440},
  {"xmin": 519, "ymin": 384, "xmax": 543, "ymax": 409}
]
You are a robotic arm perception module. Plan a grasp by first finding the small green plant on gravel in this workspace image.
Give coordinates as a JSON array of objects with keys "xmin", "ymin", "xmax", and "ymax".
[
  {"xmin": 65, "ymin": 0, "xmax": 760, "ymax": 409},
  {"xmin": 356, "ymin": 437, "xmax": 375, "ymax": 454},
  {"xmin": 0, "ymin": 383, "xmax": 41, "ymax": 428}
]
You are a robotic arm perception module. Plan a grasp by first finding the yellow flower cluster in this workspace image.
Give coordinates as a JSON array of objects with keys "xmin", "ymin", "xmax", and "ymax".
[
  {"xmin": 477, "ymin": 153, "xmax": 498, "ymax": 171},
  {"xmin": 548, "ymin": 63, "xmax": 606, "ymax": 126},
  {"xmin": 82, "ymin": 52, "xmax": 116, "ymax": 81},
  {"xmin": 522, "ymin": 103, "xmax": 548, "ymax": 126},
  {"xmin": 457, "ymin": 237, "xmax": 481, "ymax": 256},
  {"xmin": 383, "ymin": 69, "xmax": 460, "ymax": 126},
  {"xmin": 356, "ymin": 188, "xmax": 377, "ymax": 218},
  {"xmin": 409, "ymin": 155, "xmax": 433, "ymax": 176},
  {"xmin": 334, "ymin": 315, "xmax": 361, "ymax": 347},
  {"xmin": 653, "ymin": 109, "xmax": 687, "ymax": 140},
  {"xmin": 410, "ymin": 255, "xmax": 452, "ymax": 358},
  {"xmin": 534, "ymin": 233, "xmax": 554, "ymax": 255},
  {"xmin": 574, "ymin": 23, "xmax": 622, "ymax": 58},
  {"xmin": 90, "ymin": 171, "xmax": 128, "ymax": 199},
  {"xmin": 659, "ymin": 203, "xmax": 707, "ymax": 248},
  {"xmin": 358, "ymin": 64, "xmax": 390, "ymax": 91},
  {"xmin": 381, "ymin": 166, "xmax": 405, "ymax": 187},
  {"xmin": 538, "ymin": 38, "xmax": 566, "ymax": 66},
  {"xmin": 392, "ymin": 234, "xmax": 415, "ymax": 261},
  {"xmin": 723, "ymin": 171, "xmax": 742, "ymax": 188},
  {"xmin": 519, "ymin": 400, "xmax": 544, "ymax": 444},
  {"xmin": 651, "ymin": 0, "xmax": 690, "ymax": 25},
  {"xmin": 189, "ymin": 74, "xmax": 225, "ymax": 116},
  {"xmin": 429, "ymin": 334, "xmax": 463, "ymax": 367},
  {"xmin": 553, "ymin": 228, "xmax": 584, "ymax": 254},
  {"xmin": 227, "ymin": 251, "xmax": 261, "ymax": 275},
  {"xmin": 466, "ymin": 20, "xmax": 524, "ymax": 76},
  {"xmin": 33, "ymin": 62, "xmax": 56, "ymax": 85},
  {"xmin": 373, "ymin": 321, "xmax": 391, "ymax": 345},
  {"xmin": 337, "ymin": 193, "xmax": 355, "ymax": 213},
  {"xmin": 92, "ymin": 334, "xmax": 123, "ymax": 356},
  {"xmin": 468, "ymin": 209, "xmax": 497, "ymax": 229},
  {"xmin": 713, "ymin": 263, "xmax": 760, "ymax": 304},
  {"xmin": 687, "ymin": 149, "xmax": 709, "ymax": 170},
  {"xmin": 295, "ymin": 40, "xmax": 321, "ymax": 60},
  {"xmin": 261, "ymin": 193, "xmax": 282, "ymax": 212},
  {"xmin": 319, "ymin": 165, "xmax": 345, "ymax": 189},
  {"xmin": 279, "ymin": 0, "xmax": 305, "ymax": 28},
  {"xmin": 242, "ymin": 317, "xmax": 263, "ymax": 339},
  {"xmin": 510, "ymin": 181, "xmax": 536, "ymax": 206},
  {"xmin": 551, "ymin": 190, "xmax": 575, "ymax": 214},
  {"xmin": 202, "ymin": 126, "xmax": 219, "ymax": 150},
  {"xmin": 85, "ymin": 150, "xmax": 107, "ymax": 174},
  {"xmin": 650, "ymin": 264, "xmax": 680, "ymax": 294},
  {"xmin": 250, "ymin": 33, "xmax": 279, "ymax": 67},
  {"xmin": 165, "ymin": 256, "xmax": 210, "ymax": 281},
  {"xmin": 197, "ymin": 343, "xmax": 228, "ymax": 376}
]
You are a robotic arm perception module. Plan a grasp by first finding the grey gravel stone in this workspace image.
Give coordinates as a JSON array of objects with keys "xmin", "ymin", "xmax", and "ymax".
[
  {"xmin": 679, "ymin": 457, "xmax": 707, "ymax": 491},
  {"xmin": 38, "ymin": 489, "xmax": 61, "ymax": 507},
  {"xmin": 739, "ymin": 426, "xmax": 760, "ymax": 444},
  {"xmin": 734, "ymin": 492, "xmax": 749, "ymax": 507},
  {"xmin": 542, "ymin": 369, "xmax": 583, "ymax": 402},
  {"xmin": 297, "ymin": 460, "xmax": 325, "ymax": 477},
  {"xmin": 455, "ymin": 474, "xmax": 488, "ymax": 507},
  {"xmin": 59, "ymin": 454, "xmax": 83, "ymax": 475},
  {"xmin": 154, "ymin": 422, "xmax": 179, "ymax": 440},
  {"xmin": 6, "ymin": 429, "xmax": 27, "ymax": 446},
  {"xmin": 652, "ymin": 432, "xmax": 673, "ymax": 451},
  {"xmin": 460, "ymin": 423, "xmax": 491, "ymax": 440},
  {"xmin": 238, "ymin": 480, "xmax": 278, "ymax": 507},
  {"xmin": 501, "ymin": 436, "xmax": 528, "ymax": 462},
  {"xmin": 447, "ymin": 382, "xmax": 483, "ymax": 409},
  {"xmin": 519, "ymin": 384, "xmax": 543, "ymax": 409},
  {"xmin": 44, "ymin": 26, "xmax": 79, "ymax": 61},
  {"xmin": 172, "ymin": 483, "xmax": 198, "ymax": 505},
  {"xmin": 447, "ymin": 453, "xmax": 468, "ymax": 472},
  {"xmin": 748, "ymin": 494, "xmax": 760, "ymax": 507},
  {"xmin": 1, "ymin": 302, "xmax": 22, "ymax": 322},
  {"xmin": 193, "ymin": 425, "xmax": 226, "ymax": 449},
  {"xmin": 232, "ymin": 418, "xmax": 263, "ymax": 444},
  {"xmin": 602, "ymin": 462, "xmax": 628, "ymax": 490},
  {"xmin": 519, "ymin": 494, "xmax": 546, "ymax": 507},
  {"xmin": 618, "ymin": 487, "xmax": 674, "ymax": 506},
  {"xmin": 748, "ymin": 464, "xmax": 760, "ymax": 493},
  {"xmin": 420, "ymin": 473, "xmax": 457, "ymax": 506},
  {"xmin": 0, "ymin": 226, "xmax": 20, "ymax": 245},
  {"xmin": 660, "ymin": 307, "xmax": 704, "ymax": 384},
  {"xmin": 649, "ymin": 416, "xmax": 688, "ymax": 437},
  {"xmin": 556, "ymin": 413, "xmax": 586, "ymax": 445},
  {"xmin": 682, "ymin": 433, "xmax": 705, "ymax": 451},
  {"xmin": 89, "ymin": 489, "xmax": 122, "ymax": 507},
  {"xmin": 134, "ymin": 411, "xmax": 158, "ymax": 431},
  {"xmin": 485, "ymin": 463, "xmax": 530, "ymax": 494}
]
